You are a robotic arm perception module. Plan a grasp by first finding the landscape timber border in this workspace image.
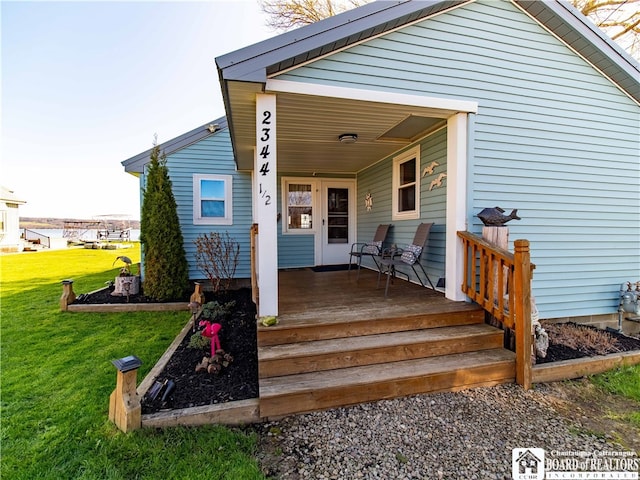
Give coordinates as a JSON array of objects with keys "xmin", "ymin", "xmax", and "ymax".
[
  {"xmin": 61, "ymin": 284, "xmax": 190, "ymax": 313},
  {"xmin": 64, "ymin": 283, "xmax": 639, "ymax": 429},
  {"xmin": 133, "ymin": 316, "xmax": 639, "ymax": 430}
]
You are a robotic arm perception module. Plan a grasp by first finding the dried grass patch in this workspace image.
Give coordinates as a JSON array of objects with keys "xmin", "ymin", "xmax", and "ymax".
[{"xmin": 542, "ymin": 322, "xmax": 621, "ymax": 356}]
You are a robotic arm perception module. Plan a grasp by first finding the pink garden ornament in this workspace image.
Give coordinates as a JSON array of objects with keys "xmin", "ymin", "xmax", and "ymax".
[{"xmin": 199, "ymin": 320, "xmax": 222, "ymax": 357}]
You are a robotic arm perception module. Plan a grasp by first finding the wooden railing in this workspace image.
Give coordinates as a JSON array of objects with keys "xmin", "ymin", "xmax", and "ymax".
[
  {"xmin": 457, "ymin": 231, "xmax": 533, "ymax": 389},
  {"xmin": 250, "ymin": 224, "xmax": 259, "ymax": 305}
]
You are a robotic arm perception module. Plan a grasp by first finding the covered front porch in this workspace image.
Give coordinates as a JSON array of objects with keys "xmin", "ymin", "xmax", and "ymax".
[{"xmin": 225, "ymin": 81, "xmax": 477, "ymax": 318}]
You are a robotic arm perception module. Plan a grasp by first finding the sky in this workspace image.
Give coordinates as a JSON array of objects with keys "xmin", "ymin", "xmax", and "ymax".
[{"xmin": 1, "ymin": 0, "xmax": 274, "ymax": 220}]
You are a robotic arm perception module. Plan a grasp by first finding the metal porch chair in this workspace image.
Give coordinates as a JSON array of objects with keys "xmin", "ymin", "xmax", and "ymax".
[
  {"xmin": 348, "ymin": 224, "xmax": 392, "ymax": 279},
  {"xmin": 377, "ymin": 222, "xmax": 435, "ymax": 297}
]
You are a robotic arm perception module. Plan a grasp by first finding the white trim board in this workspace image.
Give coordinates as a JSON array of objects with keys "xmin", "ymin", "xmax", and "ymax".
[{"xmin": 265, "ymin": 79, "xmax": 479, "ymax": 114}]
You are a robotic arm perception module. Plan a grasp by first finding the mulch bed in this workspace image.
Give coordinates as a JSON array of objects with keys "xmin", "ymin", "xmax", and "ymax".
[
  {"xmin": 140, "ymin": 288, "xmax": 258, "ymax": 414},
  {"xmin": 74, "ymin": 284, "xmax": 161, "ymax": 304},
  {"xmin": 75, "ymin": 287, "xmax": 640, "ymax": 413},
  {"xmin": 536, "ymin": 322, "xmax": 640, "ymax": 364},
  {"xmin": 73, "ymin": 285, "xmax": 259, "ymax": 414}
]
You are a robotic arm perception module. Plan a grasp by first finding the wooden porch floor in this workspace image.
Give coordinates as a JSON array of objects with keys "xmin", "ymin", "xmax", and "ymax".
[{"xmin": 276, "ymin": 267, "xmax": 479, "ymax": 324}]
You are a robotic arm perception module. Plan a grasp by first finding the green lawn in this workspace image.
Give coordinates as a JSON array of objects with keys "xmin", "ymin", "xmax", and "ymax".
[
  {"xmin": 1, "ymin": 246, "xmax": 265, "ymax": 480},
  {"xmin": 590, "ymin": 364, "xmax": 640, "ymax": 427}
]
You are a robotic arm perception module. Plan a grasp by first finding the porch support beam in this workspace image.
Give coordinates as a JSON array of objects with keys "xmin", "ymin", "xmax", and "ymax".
[
  {"xmin": 266, "ymin": 79, "xmax": 478, "ymax": 114},
  {"xmin": 255, "ymin": 94, "xmax": 278, "ymax": 316},
  {"xmin": 445, "ymin": 112, "xmax": 468, "ymax": 302}
]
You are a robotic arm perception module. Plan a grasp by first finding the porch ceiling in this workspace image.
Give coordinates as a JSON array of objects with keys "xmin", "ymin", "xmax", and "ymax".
[{"xmin": 226, "ymin": 81, "xmax": 448, "ymax": 173}]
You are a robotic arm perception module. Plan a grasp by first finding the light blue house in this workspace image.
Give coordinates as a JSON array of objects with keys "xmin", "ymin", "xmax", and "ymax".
[
  {"xmin": 122, "ymin": 117, "xmax": 254, "ymax": 281},
  {"xmin": 125, "ymin": 0, "xmax": 639, "ymax": 323}
]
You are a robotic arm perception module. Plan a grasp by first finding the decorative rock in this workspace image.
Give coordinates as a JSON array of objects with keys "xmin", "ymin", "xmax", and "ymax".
[{"xmin": 256, "ymin": 384, "xmax": 629, "ymax": 478}]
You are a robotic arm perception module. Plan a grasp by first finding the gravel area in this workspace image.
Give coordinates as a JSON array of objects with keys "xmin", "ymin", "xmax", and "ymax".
[{"xmin": 256, "ymin": 383, "xmax": 635, "ymax": 479}]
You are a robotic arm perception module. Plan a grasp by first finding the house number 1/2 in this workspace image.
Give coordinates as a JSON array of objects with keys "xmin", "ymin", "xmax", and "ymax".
[
  {"xmin": 259, "ymin": 183, "xmax": 271, "ymax": 205},
  {"xmin": 258, "ymin": 109, "xmax": 273, "ymax": 206}
]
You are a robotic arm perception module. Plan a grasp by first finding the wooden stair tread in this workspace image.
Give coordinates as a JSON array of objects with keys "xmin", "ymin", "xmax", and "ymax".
[
  {"xmin": 259, "ymin": 324, "xmax": 501, "ymax": 361},
  {"xmin": 259, "ymin": 348, "xmax": 515, "ymax": 397},
  {"xmin": 257, "ymin": 306, "xmax": 484, "ymax": 346},
  {"xmin": 264, "ymin": 302, "xmax": 483, "ymax": 329}
]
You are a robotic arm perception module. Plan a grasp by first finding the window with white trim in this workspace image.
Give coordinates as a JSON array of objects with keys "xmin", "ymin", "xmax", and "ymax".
[
  {"xmin": 193, "ymin": 174, "xmax": 232, "ymax": 225},
  {"xmin": 392, "ymin": 146, "xmax": 420, "ymax": 220}
]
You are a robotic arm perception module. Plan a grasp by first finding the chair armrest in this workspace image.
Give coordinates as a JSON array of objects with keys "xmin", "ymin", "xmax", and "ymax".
[{"xmin": 350, "ymin": 242, "xmax": 368, "ymax": 254}]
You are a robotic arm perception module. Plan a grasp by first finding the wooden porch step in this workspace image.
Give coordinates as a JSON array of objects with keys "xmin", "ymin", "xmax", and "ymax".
[
  {"xmin": 259, "ymin": 323, "xmax": 503, "ymax": 378},
  {"xmin": 257, "ymin": 303, "xmax": 484, "ymax": 346},
  {"xmin": 259, "ymin": 348, "xmax": 516, "ymax": 418}
]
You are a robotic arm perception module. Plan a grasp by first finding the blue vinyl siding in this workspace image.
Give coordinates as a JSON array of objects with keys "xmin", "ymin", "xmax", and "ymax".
[
  {"xmin": 278, "ymin": 234, "xmax": 315, "ymax": 268},
  {"xmin": 162, "ymin": 130, "xmax": 253, "ymax": 280},
  {"xmin": 276, "ymin": 0, "xmax": 640, "ymax": 318},
  {"xmin": 357, "ymin": 127, "xmax": 448, "ymax": 286}
]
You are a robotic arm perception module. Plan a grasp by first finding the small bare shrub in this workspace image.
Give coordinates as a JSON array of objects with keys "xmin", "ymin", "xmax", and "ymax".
[
  {"xmin": 542, "ymin": 322, "xmax": 620, "ymax": 356},
  {"xmin": 194, "ymin": 232, "xmax": 240, "ymax": 293}
]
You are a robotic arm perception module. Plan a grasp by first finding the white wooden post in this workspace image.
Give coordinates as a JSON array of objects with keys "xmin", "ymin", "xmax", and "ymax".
[
  {"xmin": 255, "ymin": 94, "xmax": 278, "ymax": 317},
  {"xmin": 445, "ymin": 112, "xmax": 468, "ymax": 302}
]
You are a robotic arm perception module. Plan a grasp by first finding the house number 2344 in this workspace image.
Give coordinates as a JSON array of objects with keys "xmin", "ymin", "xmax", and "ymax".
[{"xmin": 258, "ymin": 110, "xmax": 272, "ymax": 206}]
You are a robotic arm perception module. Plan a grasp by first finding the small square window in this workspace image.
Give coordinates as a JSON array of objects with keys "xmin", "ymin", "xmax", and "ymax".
[
  {"xmin": 392, "ymin": 146, "xmax": 420, "ymax": 220},
  {"xmin": 193, "ymin": 174, "xmax": 232, "ymax": 225}
]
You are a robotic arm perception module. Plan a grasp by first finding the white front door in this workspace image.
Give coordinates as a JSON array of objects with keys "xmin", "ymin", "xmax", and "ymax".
[{"xmin": 320, "ymin": 180, "xmax": 355, "ymax": 265}]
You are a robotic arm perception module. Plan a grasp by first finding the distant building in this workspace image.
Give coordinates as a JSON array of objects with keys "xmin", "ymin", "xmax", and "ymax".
[{"xmin": 0, "ymin": 186, "xmax": 26, "ymax": 253}]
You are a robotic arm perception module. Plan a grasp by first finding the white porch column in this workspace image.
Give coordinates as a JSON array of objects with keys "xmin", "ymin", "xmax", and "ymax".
[
  {"xmin": 255, "ymin": 94, "xmax": 278, "ymax": 316},
  {"xmin": 445, "ymin": 112, "xmax": 468, "ymax": 302}
]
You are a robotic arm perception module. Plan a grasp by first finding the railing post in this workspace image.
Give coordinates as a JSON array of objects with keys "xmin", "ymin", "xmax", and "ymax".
[
  {"xmin": 250, "ymin": 224, "xmax": 259, "ymax": 305},
  {"xmin": 514, "ymin": 239, "xmax": 532, "ymax": 390}
]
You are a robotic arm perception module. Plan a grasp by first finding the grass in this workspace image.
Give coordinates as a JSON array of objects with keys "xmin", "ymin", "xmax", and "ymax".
[
  {"xmin": 591, "ymin": 365, "xmax": 640, "ymax": 401},
  {"xmin": 590, "ymin": 364, "xmax": 640, "ymax": 427},
  {"xmin": 1, "ymin": 246, "xmax": 265, "ymax": 480}
]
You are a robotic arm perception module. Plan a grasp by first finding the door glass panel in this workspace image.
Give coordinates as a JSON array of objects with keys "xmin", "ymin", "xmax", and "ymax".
[
  {"xmin": 327, "ymin": 188, "xmax": 348, "ymax": 244},
  {"xmin": 287, "ymin": 183, "xmax": 312, "ymax": 229}
]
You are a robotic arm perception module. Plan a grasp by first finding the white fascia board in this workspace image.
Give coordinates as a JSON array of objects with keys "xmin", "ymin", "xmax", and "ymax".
[{"xmin": 266, "ymin": 79, "xmax": 479, "ymax": 114}]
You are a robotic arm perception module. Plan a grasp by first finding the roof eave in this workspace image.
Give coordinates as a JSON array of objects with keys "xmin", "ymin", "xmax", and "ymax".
[
  {"xmin": 121, "ymin": 116, "xmax": 228, "ymax": 174},
  {"xmin": 514, "ymin": 0, "xmax": 640, "ymax": 102},
  {"xmin": 215, "ymin": 1, "xmax": 468, "ymax": 84},
  {"xmin": 218, "ymin": 0, "xmax": 640, "ymax": 102}
]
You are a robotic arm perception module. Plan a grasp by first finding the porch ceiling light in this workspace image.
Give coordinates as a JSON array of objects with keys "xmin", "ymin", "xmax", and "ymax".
[{"xmin": 338, "ymin": 133, "xmax": 358, "ymax": 144}]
